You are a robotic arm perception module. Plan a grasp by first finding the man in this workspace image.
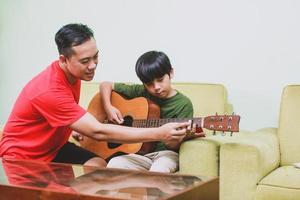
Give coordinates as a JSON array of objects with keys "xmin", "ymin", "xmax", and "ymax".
[
  {"xmin": 100, "ymin": 51, "xmax": 205, "ymax": 172},
  {"xmin": 0, "ymin": 24, "xmax": 190, "ymax": 167}
]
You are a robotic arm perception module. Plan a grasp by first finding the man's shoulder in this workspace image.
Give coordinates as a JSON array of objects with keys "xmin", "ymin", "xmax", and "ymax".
[{"xmin": 25, "ymin": 61, "xmax": 72, "ymax": 100}]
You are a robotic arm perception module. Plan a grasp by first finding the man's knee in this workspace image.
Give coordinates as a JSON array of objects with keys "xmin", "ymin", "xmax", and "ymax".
[{"xmin": 84, "ymin": 157, "xmax": 107, "ymax": 168}]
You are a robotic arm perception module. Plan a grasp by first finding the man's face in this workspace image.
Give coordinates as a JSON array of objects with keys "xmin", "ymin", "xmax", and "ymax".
[
  {"xmin": 61, "ymin": 38, "xmax": 99, "ymax": 83},
  {"xmin": 143, "ymin": 70, "xmax": 174, "ymax": 99}
]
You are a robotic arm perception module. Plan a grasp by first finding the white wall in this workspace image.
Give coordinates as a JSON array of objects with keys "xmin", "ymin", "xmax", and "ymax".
[{"xmin": 1, "ymin": 0, "xmax": 300, "ymax": 130}]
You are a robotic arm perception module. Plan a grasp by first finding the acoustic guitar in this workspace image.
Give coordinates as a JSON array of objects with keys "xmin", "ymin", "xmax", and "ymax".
[{"xmin": 80, "ymin": 91, "xmax": 240, "ymax": 160}]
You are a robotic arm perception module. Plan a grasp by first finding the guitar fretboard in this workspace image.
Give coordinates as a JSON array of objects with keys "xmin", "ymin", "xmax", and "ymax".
[{"xmin": 132, "ymin": 118, "xmax": 202, "ymax": 128}]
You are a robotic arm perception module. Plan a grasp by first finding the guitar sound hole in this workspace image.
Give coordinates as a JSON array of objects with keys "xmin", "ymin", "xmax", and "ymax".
[
  {"xmin": 121, "ymin": 115, "xmax": 134, "ymax": 127},
  {"xmin": 108, "ymin": 115, "xmax": 134, "ymax": 149},
  {"xmin": 108, "ymin": 143, "xmax": 122, "ymax": 148}
]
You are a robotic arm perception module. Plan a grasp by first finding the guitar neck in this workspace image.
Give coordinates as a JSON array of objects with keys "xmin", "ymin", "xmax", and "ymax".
[
  {"xmin": 132, "ymin": 118, "xmax": 202, "ymax": 128},
  {"xmin": 103, "ymin": 114, "xmax": 240, "ymax": 132}
]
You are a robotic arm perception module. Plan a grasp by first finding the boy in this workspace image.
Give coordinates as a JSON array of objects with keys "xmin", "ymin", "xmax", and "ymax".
[{"xmin": 100, "ymin": 51, "xmax": 205, "ymax": 172}]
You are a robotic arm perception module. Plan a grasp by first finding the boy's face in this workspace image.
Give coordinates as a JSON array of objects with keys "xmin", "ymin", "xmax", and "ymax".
[
  {"xmin": 143, "ymin": 70, "xmax": 174, "ymax": 99},
  {"xmin": 59, "ymin": 38, "xmax": 99, "ymax": 84}
]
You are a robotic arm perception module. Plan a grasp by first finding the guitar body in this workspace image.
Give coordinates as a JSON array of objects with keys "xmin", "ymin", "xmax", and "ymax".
[{"xmin": 80, "ymin": 91, "xmax": 160, "ymax": 160}]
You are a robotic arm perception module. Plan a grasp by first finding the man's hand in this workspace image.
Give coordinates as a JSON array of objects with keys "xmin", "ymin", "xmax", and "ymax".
[
  {"xmin": 72, "ymin": 131, "xmax": 84, "ymax": 142},
  {"xmin": 104, "ymin": 105, "xmax": 124, "ymax": 124},
  {"xmin": 185, "ymin": 120, "xmax": 206, "ymax": 140},
  {"xmin": 158, "ymin": 122, "xmax": 189, "ymax": 145}
]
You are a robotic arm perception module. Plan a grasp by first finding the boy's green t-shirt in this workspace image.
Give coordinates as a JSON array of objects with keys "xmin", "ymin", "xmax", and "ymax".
[{"xmin": 114, "ymin": 83, "xmax": 194, "ymax": 152}]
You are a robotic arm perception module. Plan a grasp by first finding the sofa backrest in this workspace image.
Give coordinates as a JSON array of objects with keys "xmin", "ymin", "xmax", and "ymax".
[
  {"xmin": 278, "ymin": 85, "xmax": 300, "ymax": 165},
  {"xmin": 79, "ymin": 82, "xmax": 232, "ymax": 118},
  {"xmin": 172, "ymin": 82, "xmax": 232, "ymax": 117}
]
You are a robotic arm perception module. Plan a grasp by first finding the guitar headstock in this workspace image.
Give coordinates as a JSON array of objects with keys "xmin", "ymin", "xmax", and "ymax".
[{"xmin": 203, "ymin": 114, "xmax": 240, "ymax": 133}]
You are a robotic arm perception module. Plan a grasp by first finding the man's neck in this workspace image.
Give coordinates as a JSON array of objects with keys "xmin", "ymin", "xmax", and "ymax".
[{"xmin": 59, "ymin": 62, "xmax": 77, "ymax": 85}]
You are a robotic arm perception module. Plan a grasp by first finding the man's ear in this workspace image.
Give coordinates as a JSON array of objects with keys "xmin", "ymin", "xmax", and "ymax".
[
  {"xmin": 59, "ymin": 55, "xmax": 67, "ymax": 67},
  {"xmin": 169, "ymin": 68, "xmax": 174, "ymax": 79}
]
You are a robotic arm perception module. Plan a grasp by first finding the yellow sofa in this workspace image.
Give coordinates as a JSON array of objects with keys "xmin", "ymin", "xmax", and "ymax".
[
  {"xmin": 78, "ymin": 81, "xmax": 235, "ymax": 176},
  {"xmin": 218, "ymin": 85, "xmax": 300, "ymax": 200}
]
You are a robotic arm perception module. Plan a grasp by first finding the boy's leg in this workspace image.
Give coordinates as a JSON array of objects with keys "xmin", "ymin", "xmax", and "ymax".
[
  {"xmin": 52, "ymin": 142, "xmax": 106, "ymax": 167},
  {"xmin": 149, "ymin": 150, "xmax": 179, "ymax": 173},
  {"xmin": 107, "ymin": 154, "xmax": 152, "ymax": 171}
]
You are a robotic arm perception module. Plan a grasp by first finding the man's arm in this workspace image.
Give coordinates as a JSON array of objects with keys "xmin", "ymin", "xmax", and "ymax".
[
  {"xmin": 70, "ymin": 112, "xmax": 188, "ymax": 144},
  {"xmin": 100, "ymin": 81, "xmax": 124, "ymax": 124}
]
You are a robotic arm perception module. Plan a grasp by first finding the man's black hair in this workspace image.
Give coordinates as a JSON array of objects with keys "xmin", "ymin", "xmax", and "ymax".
[
  {"xmin": 135, "ymin": 51, "xmax": 172, "ymax": 84},
  {"xmin": 55, "ymin": 23, "xmax": 94, "ymax": 58}
]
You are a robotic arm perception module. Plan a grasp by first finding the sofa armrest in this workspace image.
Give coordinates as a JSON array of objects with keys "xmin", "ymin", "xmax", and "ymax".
[
  {"xmin": 179, "ymin": 138, "xmax": 221, "ymax": 176},
  {"xmin": 179, "ymin": 132, "xmax": 252, "ymax": 176},
  {"xmin": 220, "ymin": 128, "xmax": 280, "ymax": 200}
]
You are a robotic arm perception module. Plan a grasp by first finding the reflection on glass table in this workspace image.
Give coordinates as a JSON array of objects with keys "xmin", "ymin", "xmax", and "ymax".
[{"xmin": 0, "ymin": 158, "xmax": 205, "ymax": 200}]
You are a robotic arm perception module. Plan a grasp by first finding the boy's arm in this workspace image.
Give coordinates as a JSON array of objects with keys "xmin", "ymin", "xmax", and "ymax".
[{"xmin": 99, "ymin": 81, "xmax": 124, "ymax": 124}]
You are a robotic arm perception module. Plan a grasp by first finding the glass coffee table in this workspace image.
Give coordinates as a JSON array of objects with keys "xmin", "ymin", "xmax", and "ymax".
[{"xmin": 0, "ymin": 158, "xmax": 218, "ymax": 200}]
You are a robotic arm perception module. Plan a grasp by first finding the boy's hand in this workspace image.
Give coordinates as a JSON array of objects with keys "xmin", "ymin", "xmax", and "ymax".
[
  {"xmin": 105, "ymin": 105, "xmax": 124, "ymax": 124},
  {"xmin": 158, "ymin": 122, "xmax": 189, "ymax": 144}
]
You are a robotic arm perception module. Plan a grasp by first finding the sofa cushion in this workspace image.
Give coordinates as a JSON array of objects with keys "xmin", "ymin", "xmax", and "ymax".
[
  {"xmin": 258, "ymin": 166, "xmax": 300, "ymax": 189},
  {"xmin": 278, "ymin": 85, "xmax": 300, "ymax": 165},
  {"xmin": 255, "ymin": 166, "xmax": 300, "ymax": 200}
]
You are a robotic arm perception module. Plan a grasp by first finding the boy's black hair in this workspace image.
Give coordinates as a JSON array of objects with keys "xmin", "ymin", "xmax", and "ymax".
[
  {"xmin": 135, "ymin": 51, "xmax": 172, "ymax": 84},
  {"xmin": 55, "ymin": 23, "xmax": 94, "ymax": 58}
]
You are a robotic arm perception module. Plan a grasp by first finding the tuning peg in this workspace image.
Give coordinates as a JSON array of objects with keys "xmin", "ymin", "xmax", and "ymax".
[
  {"xmin": 230, "ymin": 132, "xmax": 233, "ymax": 136},
  {"xmin": 213, "ymin": 130, "xmax": 216, "ymax": 135},
  {"xmin": 221, "ymin": 131, "xmax": 226, "ymax": 136}
]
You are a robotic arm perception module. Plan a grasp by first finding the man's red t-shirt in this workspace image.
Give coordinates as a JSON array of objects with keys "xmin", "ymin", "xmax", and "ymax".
[{"xmin": 0, "ymin": 61, "xmax": 86, "ymax": 161}]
